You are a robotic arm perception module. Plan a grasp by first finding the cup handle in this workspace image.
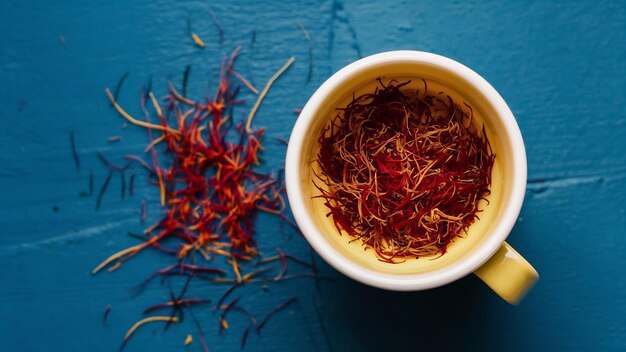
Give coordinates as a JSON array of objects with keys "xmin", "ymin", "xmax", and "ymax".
[{"xmin": 473, "ymin": 241, "xmax": 539, "ymax": 304}]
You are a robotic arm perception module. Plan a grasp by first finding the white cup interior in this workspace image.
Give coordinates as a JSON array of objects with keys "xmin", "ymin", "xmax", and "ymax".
[{"xmin": 285, "ymin": 51, "xmax": 526, "ymax": 291}]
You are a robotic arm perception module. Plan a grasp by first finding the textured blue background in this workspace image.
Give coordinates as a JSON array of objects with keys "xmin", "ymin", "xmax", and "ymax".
[{"xmin": 1, "ymin": 1, "xmax": 625, "ymax": 351}]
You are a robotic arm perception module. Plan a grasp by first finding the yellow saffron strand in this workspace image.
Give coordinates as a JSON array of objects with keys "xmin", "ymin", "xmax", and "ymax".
[
  {"xmin": 245, "ymin": 56, "xmax": 295, "ymax": 133},
  {"xmin": 232, "ymin": 70, "xmax": 259, "ymax": 94},
  {"xmin": 105, "ymin": 88, "xmax": 179, "ymax": 135},
  {"xmin": 92, "ymin": 244, "xmax": 142, "ymax": 274},
  {"xmin": 231, "ymin": 257, "xmax": 242, "ymax": 283},
  {"xmin": 124, "ymin": 316, "xmax": 179, "ymax": 341},
  {"xmin": 148, "ymin": 92, "xmax": 164, "ymax": 119},
  {"xmin": 191, "ymin": 33, "xmax": 205, "ymax": 47},
  {"xmin": 157, "ymin": 169, "xmax": 166, "ymax": 206},
  {"xmin": 184, "ymin": 334, "xmax": 193, "ymax": 345},
  {"xmin": 144, "ymin": 134, "xmax": 165, "ymax": 152},
  {"xmin": 168, "ymin": 81, "xmax": 198, "ymax": 106}
]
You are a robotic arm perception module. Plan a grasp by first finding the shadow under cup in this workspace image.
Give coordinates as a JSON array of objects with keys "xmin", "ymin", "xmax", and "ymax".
[{"xmin": 286, "ymin": 52, "xmax": 526, "ymax": 291}]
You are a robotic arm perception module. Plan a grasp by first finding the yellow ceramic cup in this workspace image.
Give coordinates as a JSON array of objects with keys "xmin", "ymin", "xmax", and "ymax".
[{"xmin": 285, "ymin": 51, "xmax": 538, "ymax": 304}]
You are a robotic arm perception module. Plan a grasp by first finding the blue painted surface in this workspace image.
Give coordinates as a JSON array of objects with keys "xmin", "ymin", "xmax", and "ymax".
[{"xmin": 1, "ymin": 1, "xmax": 625, "ymax": 351}]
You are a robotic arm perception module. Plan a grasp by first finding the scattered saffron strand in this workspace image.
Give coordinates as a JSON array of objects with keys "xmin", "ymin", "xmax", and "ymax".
[
  {"xmin": 310, "ymin": 249, "xmax": 320, "ymax": 291},
  {"xmin": 250, "ymin": 29, "xmax": 256, "ymax": 50},
  {"xmin": 231, "ymin": 258, "xmax": 242, "ymax": 283},
  {"xmin": 191, "ymin": 33, "xmax": 205, "ymax": 47},
  {"xmin": 112, "ymin": 71, "xmax": 130, "ymax": 104},
  {"xmin": 313, "ymin": 297, "xmax": 333, "ymax": 352},
  {"xmin": 216, "ymin": 282, "xmax": 241, "ymax": 309},
  {"xmin": 182, "ymin": 65, "xmax": 191, "ymax": 98},
  {"xmin": 274, "ymin": 248, "xmax": 288, "ymax": 281},
  {"xmin": 167, "ymin": 81, "xmax": 198, "ymax": 106},
  {"xmin": 143, "ymin": 298, "xmax": 211, "ymax": 314},
  {"xmin": 185, "ymin": 334, "xmax": 193, "ymax": 346},
  {"xmin": 257, "ymin": 253, "xmax": 313, "ymax": 268},
  {"xmin": 98, "ymin": 151, "xmax": 128, "ymax": 170},
  {"xmin": 69, "ymin": 131, "xmax": 80, "ymax": 172},
  {"xmin": 102, "ymin": 304, "xmax": 112, "ymax": 325},
  {"xmin": 108, "ymin": 262, "xmax": 122, "ymax": 272},
  {"xmin": 297, "ymin": 22, "xmax": 313, "ymax": 83},
  {"xmin": 88, "ymin": 170, "xmax": 94, "ymax": 196},
  {"xmin": 105, "ymin": 88, "xmax": 180, "ymax": 135},
  {"xmin": 144, "ymin": 134, "xmax": 165, "ymax": 152},
  {"xmin": 209, "ymin": 10, "xmax": 224, "ymax": 45},
  {"xmin": 123, "ymin": 155, "xmax": 153, "ymax": 173},
  {"xmin": 241, "ymin": 268, "xmax": 272, "ymax": 282},
  {"xmin": 231, "ymin": 70, "xmax": 259, "ymax": 94},
  {"xmin": 120, "ymin": 171, "xmax": 126, "ymax": 200},
  {"xmin": 220, "ymin": 317, "xmax": 229, "ymax": 332},
  {"xmin": 256, "ymin": 297, "xmax": 298, "ymax": 333},
  {"xmin": 156, "ymin": 168, "xmax": 166, "ymax": 206},
  {"xmin": 95, "ymin": 171, "xmax": 113, "ymax": 211},
  {"xmin": 218, "ymin": 297, "xmax": 240, "ymax": 334},
  {"xmin": 123, "ymin": 316, "xmax": 179, "ymax": 341},
  {"xmin": 140, "ymin": 199, "xmax": 147, "ymax": 223},
  {"xmin": 188, "ymin": 309, "xmax": 209, "ymax": 352},
  {"xmin": 148, "ymin": 92, "xmax": 164, "ymax": 119},
  {"xmin": 240, "ymin": 322, "xmax": 251, "ymax": 349},
  {"xmin": 92, "ymin": 244, "xmax": 142, "ymax": 274},
  {"xmin": 92, "ymin": 228, "xmax": 172, "ymax": 274},
  {"xmin": 129, "ymin": 173, "xmax": 135, "ymax": 196},
  {"xmin": 245, "ymin": 56, "xmax": 295, "ymax": 133},
  {"xmin": 275, "ymin": 137, "xmax": 289, "ymax": 145}
]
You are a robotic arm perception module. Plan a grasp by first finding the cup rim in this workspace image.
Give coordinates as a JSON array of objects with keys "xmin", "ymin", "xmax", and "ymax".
[{"xmin": 285, "ymin": 50, "xmax": 527, "ymax": 291}]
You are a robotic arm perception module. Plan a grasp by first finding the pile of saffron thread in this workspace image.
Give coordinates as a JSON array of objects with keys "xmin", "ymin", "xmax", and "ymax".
[
  {"xmin": 90, "ymin": 45, "xmax": 317, "ymax": 350},
  {"xmin": 315, "ymin": 79, "xmax": 495, "ymax": 263}
]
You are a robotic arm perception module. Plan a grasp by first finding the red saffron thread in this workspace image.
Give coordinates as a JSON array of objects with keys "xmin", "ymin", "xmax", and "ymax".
[
  {"xmin": 70, "ymin": 131, "xmax": 80, "ymax": 172},
  {"xmin": 103, "ymin": 304, "xmax": 112, "ymax": 325},
  {"xmin": 255, "ymin": 297, "xmax": 298, "ymax": 333}
]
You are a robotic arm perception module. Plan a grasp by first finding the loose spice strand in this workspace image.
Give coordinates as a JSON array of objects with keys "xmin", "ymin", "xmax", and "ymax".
[
  {"xmin": 209, "ymin": 10, "xmax": 224, "ymax": 45},
  {"xmin": 123, "ymin": 316, "xmax": 179, "ymax": 341},
  {"xmin": 70, "ymin": 131, "xmax": 80, "ymax": 172},
  {"xmin": 245, "ymin": 56, "xmax": 295, "ymax": 132},
  {"xmin": 232, "ymin": 70, "xmax": 259, "ymax": 94},
  {"xmin": 240, "ymin": 322, "xmax": 251, "ymax": 349},
  {"xmin": 102, "ymin": 304, "xmax": 112, "ymax": 325},
  {"xmin": 256, "ymin": 297, "xmax": 298, "ymax": 332},
  {"xmin": 297, "ymin": 22, "xmax": 313, "ymax": 83},
  {"xmin": 182, "ymin": 65, "xmax": 191, "ymax": 98},
  {"xmin": 95, "ymin": 171, "xmax": 113, "ymax": 211},
  {"xmin": 128, "ymin": 173, "xmax": 135, "ymax": 196},
  {"xmin": 144, "ymin": 134, "xmax": 165, "ymax": 152},
  {"xmin": 105, "ymin": 88, "xmax": 179, "ymax": 135},
  {"xmin": 112, "ymin": 71, "xmax": 130, "ymax": 104},
  {"xmin": 92, "ymin": 243, "xmax": 142, "ymax": 274},
  {"xmin": 88, "ymin": 170, "xmax": 94, "ymax": 196},
  {"xmin": 188, "ymin": 310, "xmax": 209, "ymax": 352},
  {"xmin": 191, "ymin": 33, "xmax": 205, "ymax": 47},
  {"xmin": 140, "ymin": 199, "xmax": 147, "ymax": 223},
  {"xmin": 120, "ymin": 171, "xmax": 126, "ymax": 200}
]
